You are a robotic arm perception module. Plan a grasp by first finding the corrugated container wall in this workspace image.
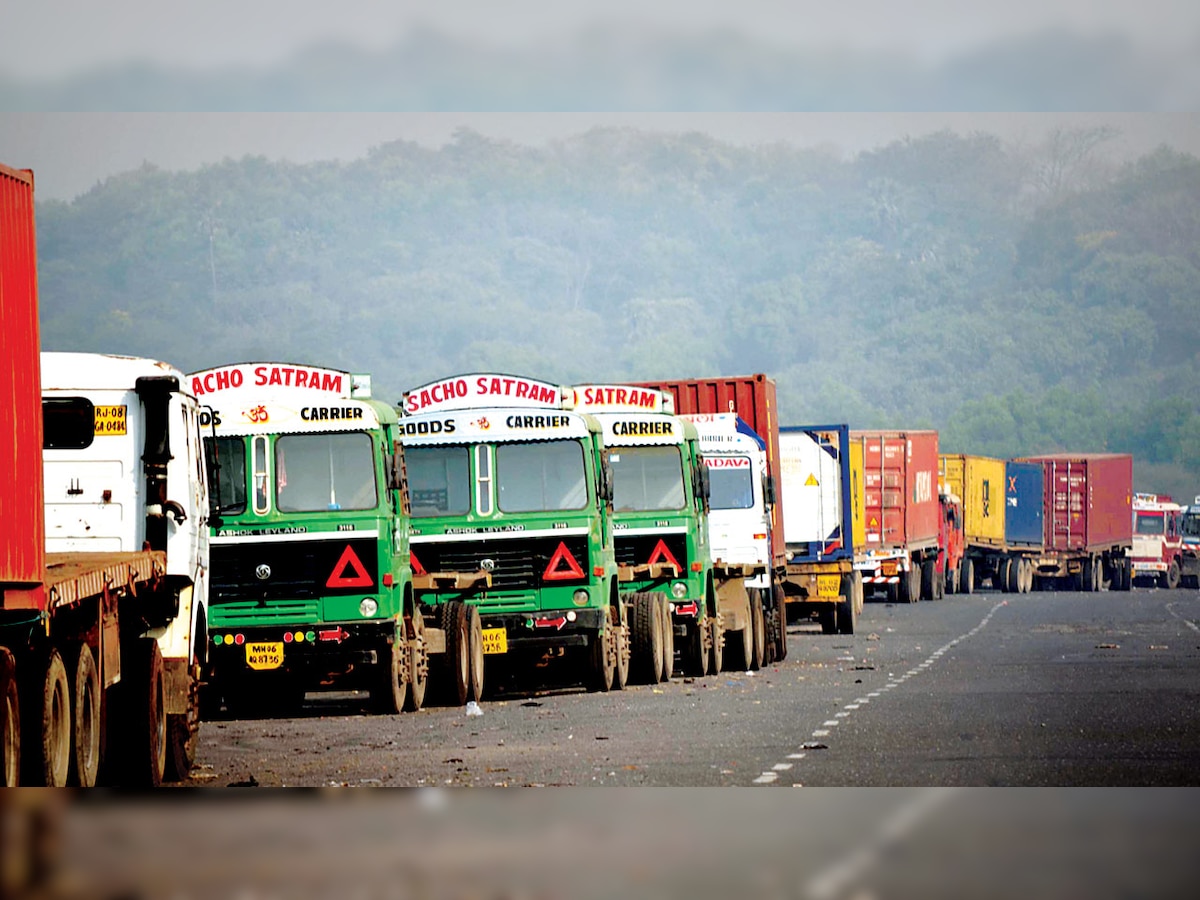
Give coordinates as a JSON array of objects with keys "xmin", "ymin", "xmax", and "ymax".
[
  {"xmin": 1014, "ymin": 453, "xmax": 1133, "ymax": 552},
  {"xmin": 1004, "ymin": 461, "xmax": 1044, "ymax": 547},
  {"xmin": 0, "ymin": 163, "xmax": 46, "ymax": 608},
  {"xmin": 634, "ymin": 375, "xmax": 784, "ymax": 567},
  {"xmin": 851, "ymin": 430, "xmax": 940, "ymax": 551},
  {"xmin": 778, "ymin": 425, "xmax": 854, "ymax": 562},
  {"xmin": 939, "ymin": 454, "xmax": 1007, "ymax": 549}
]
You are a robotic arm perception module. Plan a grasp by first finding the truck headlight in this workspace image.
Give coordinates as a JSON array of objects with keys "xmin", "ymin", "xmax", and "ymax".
[
  {"xmin": 359, "ymin": 598, "xmax": 379, "ymax": 617},
  {"xmin": 671, "ymin": 582, "xmax": 688, "ymax": 599}
]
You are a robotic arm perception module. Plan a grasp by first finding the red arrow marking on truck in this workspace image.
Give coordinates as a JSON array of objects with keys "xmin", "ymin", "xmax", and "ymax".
[
  {"xmin": 327, "ymin": 545, "xmax": 373, "ymax": 588},
  {"xmin": 533, "ymin": 616, "xmax": 567, "ymax": 630}
]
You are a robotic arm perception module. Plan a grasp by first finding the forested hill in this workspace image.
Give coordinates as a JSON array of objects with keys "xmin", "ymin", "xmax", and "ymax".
[{"xmin": 34, "ymin": 127, "xmax": 1200, "ymax": 497}]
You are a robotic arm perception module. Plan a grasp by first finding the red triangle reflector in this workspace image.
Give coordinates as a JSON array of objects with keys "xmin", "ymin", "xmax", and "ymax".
[
  {"xmin": 646, "ymin": 539, "xmax": 681, "ymax": 571},
  {"xmin": 543, "ymin": 542, "xmax": 586, "ymax": 581},
  {"xmin": 410, "ymin": 551, "xmax": 427, "ymax": 576},
  {"xmin": 327, "ymin": 545, "xmax": 374, "ymax": 588}
]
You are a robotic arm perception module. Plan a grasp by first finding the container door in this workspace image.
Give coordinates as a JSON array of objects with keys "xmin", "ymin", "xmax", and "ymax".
[
  {"xmin": 1004, "ymin": 461, "xmax": 1044, "ymax": 546},
  {"xmin": 1046, "ymin": 459, "xmax": 1089, "ymax": 551}
]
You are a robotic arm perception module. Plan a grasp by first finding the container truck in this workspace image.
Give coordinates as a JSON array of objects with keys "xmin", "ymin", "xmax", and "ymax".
[
  {"xmin": 938, "ymin": 454, "xmax": 1042, "ymax": 594},
  {"xmin": 850, "ymin": 430, "xmax": 941, "ymax": 605},
  {"xmin": 189, "ymin": 362, "xmax": 425, "ymax": 715},
  {"xmin": 1011, "ymin": 453, "xmax": 1133, "ymax": 591},
  {"xmin": 632, "ymin": 375, "xmax": 795, "ymax": 654},
  {"xmin": 568, "ymin": 386, "xmax": 736, "ymax": 678},
  {"xmin": 397, "ymin": 374, "xmax": 627, "ymax": 693},
  {"xmin": 2, "ymin": 162, "xmax": 209, "ymax": 786},
  {"xmin": 1130, "ymin": 493, "xmax": 1184, "ymax": 589},
  {"xmin": 1182, "ymin": 496, "xmax": 1200, "ymax": 589}
]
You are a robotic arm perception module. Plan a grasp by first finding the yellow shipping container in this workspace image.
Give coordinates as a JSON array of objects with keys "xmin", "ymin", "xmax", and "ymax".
[
  {"xmin": 939, "ymin": 454, "xmax": 1006, "ymax": 547},
  {"xmin": 850, "ymin": 439, "xmax": 866, "ymax": 552}
]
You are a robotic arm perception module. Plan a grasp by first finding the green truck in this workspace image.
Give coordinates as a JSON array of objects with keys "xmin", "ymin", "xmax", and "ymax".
[
  {"xmin": 567, "ymin": 384, "xmax": 726, "ymax": 681},
  {"xmin": 190, "ymin": 362, "xmax": 423, "ymax": 716},
  {"xmin": 398, "ymin": 373, "xmax": 627, "ymax": 693}
]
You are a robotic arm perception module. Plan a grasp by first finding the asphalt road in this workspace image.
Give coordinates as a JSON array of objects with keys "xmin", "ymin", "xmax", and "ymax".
[{"xmin": 180, "ymin": 585, "xmax": 1200, "ymax": 788}]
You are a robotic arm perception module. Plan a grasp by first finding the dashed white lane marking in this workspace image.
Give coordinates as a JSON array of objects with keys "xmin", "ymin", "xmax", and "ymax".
[
  {"xmin": 773, "ymin": 763, "xmax": 793, "ymax": 771},
  {"xmin": 752, "ymin": 600, "xmax": 1008, "ymax": 786},
  {"xmin": 1166, "ymin": 602, "xmax": 1200, "ymax": 634},
  {"xmin": 803, "ymin": 787, "xmax": 961, "ymax": 899}
]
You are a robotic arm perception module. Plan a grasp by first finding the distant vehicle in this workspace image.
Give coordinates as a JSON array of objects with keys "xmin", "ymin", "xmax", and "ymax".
[{"xmin": 1182, "ymin": 496, "xmax": 1200, "ymax": 589}]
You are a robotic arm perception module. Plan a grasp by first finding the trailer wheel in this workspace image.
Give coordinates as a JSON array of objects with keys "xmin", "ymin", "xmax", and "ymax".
[
  {"xmin": 898, "ymin": 567, "xmax": 919, "ymax": 604},
  {"xmin": 440, "ymin": 601, "xmax": 471, "ymax": 707},
  {"xmin": 1162, "ymin": 560, "xmax": 1181, "ymax": 590},
  {"xmin": 707, "ymin": 616, "xmax": 724, "ymax": 675},
  {"xmin": 960, "ymin": 557, "xmax": 974, "ymax": 595},
  {"xmin": 69, "ymin": 643, "xmax": 101, "ymax": 787},
  {"xmin": 629, "ymin": 593, "xmax": 664, "ymax": 684},
  {"xmin": 0, "ymin": 648, "xmax": 19, "ymax": 786},
  {"xmin": 836, "ymin": 575, "xmax": 857, "ymax": 635},
  {"xmin": 1006, "ymin": 558, "xmax": 1022, "ymax": 594},
  {"xmin": 122, "ymin": 639, "xmax": 166, "ymax": 788},
  {"xmin": 660, "ymin": 597, "xmax": 675, "ymax": 681},
  {"xmin": 920, "ymin": 561, "xmax": 937, "ymax": 601},
  {"xmin": 20, "ymin": 648, "xmax": 70, "ymax": 787},
  {"xmin": 369, "ymin": 632, "xmax": 408, "ymax": 715},
  {"xmin": 935, "ymin": 568, "xmax": 946, "ymax": 600},
  {"xmin": 818, "ymin": 606, "xmax": 837, "ymax": 634},
  {"xmin": 1081, "ymin": 558, "xmax": 1097, "ymax": 593},
  {"xmin": 466, "ymin": 605, "xmax": 486, "ymax": 703},
  {"xmin": 750, "ymin": 589, "xmax": 766, "ymax": 669}
]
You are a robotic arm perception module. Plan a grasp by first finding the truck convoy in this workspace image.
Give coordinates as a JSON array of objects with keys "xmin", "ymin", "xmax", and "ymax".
[
  {"xmin": 1130, "ymin": 492, "xmax": 1184, "ymax": 589},
  {"xmin": 2, "ymin": 162, "xmax": 209, "ymax": 786},
  {"xmin": 188, "ymin": 362, "xmax": 424, "ymax": 715},
  {"xmin": 398, "ymin": 374, "xmax": 627, "ymax": 693}
]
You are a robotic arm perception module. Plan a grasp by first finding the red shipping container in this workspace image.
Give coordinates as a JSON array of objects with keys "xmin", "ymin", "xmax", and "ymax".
[
  {"xmin": 633, "ymin": 374, "xmax": 785, "ymax": 568},
  {"xmin": 1014, "ymin": 453, "xmax": 1133, "ymax": 552},
  {"xmin": 851, "ymin": 430, "xmax": 940, "ymax": 552},
  {"xmin": 0, "ymin": 162, "xmax": 45, "ymax": 609}
]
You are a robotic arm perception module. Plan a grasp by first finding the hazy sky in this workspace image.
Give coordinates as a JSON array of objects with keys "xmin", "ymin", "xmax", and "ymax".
[
  {"xmin": 3, "ymin": 0, "xmax": 1198, "ymax": 77},
  {"xmin": 4, "ymin": 113, "xmax": 1200, "ymax": 202}
]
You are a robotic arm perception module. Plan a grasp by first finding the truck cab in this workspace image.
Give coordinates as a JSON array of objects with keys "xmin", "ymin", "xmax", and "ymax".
[
  {"xmin": 1181, "ymin": 496, "xmax": 1200, "ymax": 589},
  {"xmin": 1131, "ymin": 492, "xmax": 1184, "ymax": 589}
]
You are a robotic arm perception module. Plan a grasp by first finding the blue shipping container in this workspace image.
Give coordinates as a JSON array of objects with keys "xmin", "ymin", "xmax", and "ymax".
[{"xmin": 1004, "ymin": 461, "xmax": 1043, "ymax": 547}]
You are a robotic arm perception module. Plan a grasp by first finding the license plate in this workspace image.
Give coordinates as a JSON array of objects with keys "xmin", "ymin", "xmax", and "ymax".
[
  {"xmin": 246, "ymin": 642, "xmax": 284, "ymax": 670},
  {"xmin": 881, "ymin": 560, "xmax": 898, "ymax": 576},
  {"xmin": 817, "ymin": 575, "xmax": 841, "ymax": 598},
  {"xmin": 481, "ymin": 628, "xmax": 508, "ymax": 655}
]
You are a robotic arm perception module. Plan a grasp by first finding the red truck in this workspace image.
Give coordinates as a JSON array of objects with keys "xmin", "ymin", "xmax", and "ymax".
[
  {"xmin": 850, "ymin": 430, "xmax": 943, "ymax": 603},
  {"xmin": 1012, "ymin": 453, "xmax": 1133, "ymax": 591},
  {"xmin": 1, "ymin": 163, "xmax": 209, "ymax": 785}
]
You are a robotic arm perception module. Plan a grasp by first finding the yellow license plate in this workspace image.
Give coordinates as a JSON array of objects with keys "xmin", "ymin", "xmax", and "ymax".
[
  {"xmin": 481, "ymin": 628, "xmax": 508, "ymax": 655},
  {"xmin": 817, "ymin": 575, "xmax": 842, "ymax": 598},
  {"xmin": 93, "ymin": 405, "xmax": 127, "ymax": 436},
  {"xmin": 881, "ymin": 560, "xmax": 899, "ymax": 576},
  {"xmin": 246, "ymin": 642, "xmax": 284, "ymax": 670}
]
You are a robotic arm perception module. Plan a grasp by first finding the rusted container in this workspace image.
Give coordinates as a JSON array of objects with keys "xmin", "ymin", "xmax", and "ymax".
[
  {"xmin": 0, "ymin": 163, "xmax": 45, "ymax": 610},
  {"xmin": 851, "ymin": 430, "xmax": 940, "ymax": 553},
  {"xmin": 633, "ymin": 375, "xmax": 785, "ymax": 568},
  {"xmin": 1014, "ymin": 453, "xmax": 1133, "ymax": 552}
]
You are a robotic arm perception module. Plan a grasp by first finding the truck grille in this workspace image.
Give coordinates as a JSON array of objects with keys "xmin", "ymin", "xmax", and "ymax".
[
  {"xmin": 211, "ymin": 537, "xmax": 379, "ymax": 603},
  {"xmin": 413, "ymin": 536, "xmax": 589, "ymax": 591},
  {"xmin": 615, "ymin": 534, "xmax": 688, "ymax": 572}
]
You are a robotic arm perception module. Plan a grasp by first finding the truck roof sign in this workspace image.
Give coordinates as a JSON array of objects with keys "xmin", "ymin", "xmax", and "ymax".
[
  {"xmin": 567, "ymin": 384, "xmax": 674, "ymax": 414},
  {"xmin": 188, "ymin": 363, "xmax": 368, "ymax": 401},
  {"xmin": 595, "ymin": 412, "xmax": 686, "ymax": 447},
  {"xmin": 396, "ymin": 408, "xmax": 592, "ymax": 444},
  {"xmin": 202, "ymin": 399, "xmax": 383, "ymax": 435},
  {"xmin": 403, "ymin": 373, "xmax": 564, "ymax": 415}
]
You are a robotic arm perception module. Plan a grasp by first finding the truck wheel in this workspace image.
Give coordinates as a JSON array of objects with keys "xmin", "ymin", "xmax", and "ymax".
[
  {"xmin": 0, "ymin": 648, "xmax": 20, "ymax": 786},
  {"xmin": 750, "ymin": 590, "xmax": 766, "ymax": 669},
  {"xmin": 660, "ymin": 597, "xmax": 675, "ymax": 681},
  {"xmin": 165, "ymin": 658, "xmax": 201, "ymax": 784},
  {"xmin": 440, "ymin": 601, "xmax": 471, "ymax": 707},
  {"xmin": 837, "ymin": 575, "xmax": 857, "ymax": 635},
  {"xmin": 771, "ymin": 584, "xmax": 788, "ymax": 663},
  {"xmin": 898, "ymin": 567, "xmax": 919, "ymax": 604},
  {"xmin": 707, "ymin": 616, "xmax": 724, "ymax": 675},
  {"xmin": 630, "ymin": 593, "xmax": 664, "ymax": 684},
  {"xmin": 20, "ymin": 648, "xmax": 70, "ymax": 787},
  {"xmin": 1006, "ymin": 558, "xmax": 1021, "ymax": 594},
  {"xmin": 122, "ymin": 639, "xmax": 166, "ymax": 788},
  {"xmin": 935, "ymin": 569, "xmax": 946, "ymax": 600},
  {"xmin": 961, "ymin": 557, "xmax": 974, "ymax": 595},
  {"xmin": 612, "ymin": 609, "xmax": 630, "ymax": 691},
  {"xmin": 369, "ymin": 633, "xmax": 408, "ymax": 715},
  {"xmin": 589, "ymin": 626, "xmax": 615, "ymax": 692},
  {"xmin": 70, "ymin": 643, "xmax": 101, "ymax": 787},
  {"xmin": 726, "ymin": 615, "xmax": 754, "ymax": 672},
  {"xmin": 466, "ymin": 605, "xmax": 485, "ymax": 703},
  {"xmin": 1163, "ymin": 560, "xmax": 1181, "ymax": 590},
  {"xmin": 920, "ymin": 561, "xmax": 936, "ymax": 601},
  {"xmin": 404, "ymin": 621, "xmax": 428, "ymax": 712}
]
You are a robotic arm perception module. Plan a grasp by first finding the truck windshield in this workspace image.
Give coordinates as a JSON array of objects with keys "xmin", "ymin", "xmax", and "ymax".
[
  {"xmin": 706, "ymin": 458, "xmax": 755, "ymax": 510},
  {"xmin": 1135, "ymin": 513, "xmax": 1165, "ymax": 535},
  {"xmin": 496, "ymin": 439, "xmax": 588, "ymax": 513},
  {"xmin": 610, "ymin": 445, "xmax": 685, "ymax": 512},
  {"xmin": 204, "ymin": 436, "xmax": 247, "ymax": 514},
  {"xmin": 275, "ymin": 433, "xmax": 377, "ymax": 512},
  {"xmin": 1182, "ymin": 512, "xmax": 1200, "ymax": 540},
  {"xmin": 407, "ymin": 445, "xmax": 471, "ymax": 517}
]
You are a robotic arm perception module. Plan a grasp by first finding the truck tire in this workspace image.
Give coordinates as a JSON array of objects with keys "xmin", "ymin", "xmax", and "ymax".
[
  {"xmin": 404, "ymin": 619, "xmax": 428, "ymax": 712},
  {"xmin": 707, "ymin": 616, "xmax": 724, "ymax": 675},
  {"xmin": 750, "ymin": 589, "xmax": 766, "ymax": 669},
  {"xmin": 440, "ymin": 600, "xmax": 471, "ymax": 707},
  {"xmin": 369, "ymin": 633, "xmax": 408, "ymax": 715},
  {"xmin": 629, "ymin": 593, "xmax": 664, "ymax": 684},
  {"xmin": 898, "ymin": 567, "xmax": 919, "ymax": 604},
  {"xmin": 837, "ymin": 575, "xmax": 857, "ymax": 634},
  {"xmin": 1162, "ymin": 560, "xmax": 1181, "ymax": 590},
  {"xmin": 121, "ymin": 639, "xmax": 166, "ymax": 788},
  {"xmin": 165, "ymin": 657, "xmax": 201, "ymax": 784},
  {"xmin": 0, "ymin": 648, "xmax": 20, "ymax": 786},
  {"xmin": 920, "ymin": 560, "xmax": 936, "ymax": 601},
  {"xmin": 20, "ymin": 648, "xmax": 70, "ymax": 787},
  {"xmin": 1006, "ymin": 557, "xmax": 1021, "ymax": 594},
  {"xmin": 1081, "ymin": 557, "xmax": 1097, "ymax": 593},
  {"xmin": 611, "ymin": 607, "xmax": 629, "ymax": 691},
  {"xmin": 588, "ymin": 625, "xmax": 615, "ymax": 693},
  {"xmin": 996, "ymin": 559, "xmax": 1011, "ymax": 593},
  {"xmin": 960, "ymin": 557, "xmax": 974, "ymax": 595},
  {"xmin": 70, "ymin": 643, "xmax": 101, "ymax": 787},
  {"xmin": 660, "ymin": 597, "xmax": 675, "ymax": 681},
  {"xmin": 466, "ymin": 604, "xmax": 486, "ymax": 703}
]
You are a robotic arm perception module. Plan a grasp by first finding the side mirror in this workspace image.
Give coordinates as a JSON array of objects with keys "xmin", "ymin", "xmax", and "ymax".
[
  {"xmin": 597, "ymin": 453, "xmax": 614, "ymax": 504},
  {"xmin": 390, "ymin": 442, "xmax": 411, "ymax": 514}
]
